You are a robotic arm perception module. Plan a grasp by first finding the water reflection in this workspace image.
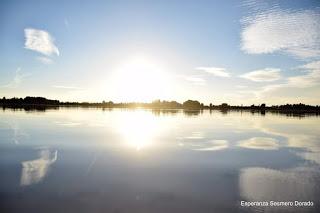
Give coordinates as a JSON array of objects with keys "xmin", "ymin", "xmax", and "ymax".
[
  {"xmin": 184, "ymin": 131, "xmax": 205, "ymax": 139},
  {"xmin": 255, "ymin": 116, "xmax": 320, "ymax": 165},
  {"xmin": 192, "ymin": 140, "xmax": 229, "ymax": 151},
  {"xmin": 237, "ymin": 115, "xmax": 320, "ymax": 212},
  {"xmin": 239, "ymin": 167, "xmax": 320, "ymax": 211},
  {"xmin": 238, "ymin": 137, "xmax": 280, "ymax": 150},
  {"xmin": 10, "ymin": 122, "xmax": 28, "ymax": 145},
  {"xmin": 0, "ymin": 121, "xmax": 29, "ymax": 145},
  {"xmin": 151, "ymin": 109, "xmax": 179, "ymax": 116},
  {"xmin": 54, "ymin": 121, "xmax": 82, "ymax": 127},
  {"xmin": 297, "ymin": 152, "xmax": 320, "ymax": 165},
  {"xmin": 0, "ymin": 109, "xmax": 319, "ymax": 212},
  {"xmin": 20, "ymin": 148, "xmax": 58, "ymax": 186},
  {"xmin": 115, "ymin": 111, "xmax": 162, "ymax": 150},
  {"xmin": 183, "ymin": 109, "xmax": 202, "ymax": 116}
]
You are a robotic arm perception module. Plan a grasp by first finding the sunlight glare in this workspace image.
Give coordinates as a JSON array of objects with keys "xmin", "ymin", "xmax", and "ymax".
[
  {"xmin": 109, "ymin": 55, "xmax": 172, "ymax": 102},
  {"xmin": 116, "ymin": 111, "xmax": 160, "ymax": 151}
]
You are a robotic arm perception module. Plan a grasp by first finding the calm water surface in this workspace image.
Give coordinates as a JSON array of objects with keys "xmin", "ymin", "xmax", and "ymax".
[{"xmin": 0, "ymin": 108, "xmax": 319, "ymax": 212}]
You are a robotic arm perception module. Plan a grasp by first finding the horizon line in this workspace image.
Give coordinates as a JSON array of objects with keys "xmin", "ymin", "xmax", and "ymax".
[{"xmin": 1, "ymin": 96, "xmax": 320, "ymax": 107}]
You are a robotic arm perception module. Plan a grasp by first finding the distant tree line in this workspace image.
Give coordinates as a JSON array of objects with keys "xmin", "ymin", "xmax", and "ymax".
[
  {"xmin": 1, "ymin": 96, "xmax": 320, "ymax": 112},
  {"xmin": 1, "ymin": 96, "xmax": 59, "ymax": 106}
]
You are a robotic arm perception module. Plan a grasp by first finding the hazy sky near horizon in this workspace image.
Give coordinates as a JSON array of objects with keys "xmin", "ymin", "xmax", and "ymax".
[{"xmin": 1, "ymin": 0, "xmax": 320, "ymax": 105}]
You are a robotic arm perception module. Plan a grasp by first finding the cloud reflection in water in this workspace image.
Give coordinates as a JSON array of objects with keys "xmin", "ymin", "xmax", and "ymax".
[
  {"xmin": 192, "ymin": 140, "xmax": 229, "ymax": 151},
  {"xmin": 239, "ymin": 167, "xmax": 319, "ymax": 209},
  {"xmin": 20, "ymin": 149, "xmax": 57, "ymax": 186},
  {"xmin": 238, "ymin": 137, "xmax": 280, "ymax": 150}
]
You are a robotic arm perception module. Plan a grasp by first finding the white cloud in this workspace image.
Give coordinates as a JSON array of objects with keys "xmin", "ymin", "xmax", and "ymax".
[
  {"xmin": 185, "ymin": 76, "xmax": 206, "ymax": 86},
  {"xmin": 2, "ymin": 68, "xmax": 31, "ymax": 88},
  {"xmin": 241, "ymin": 9, "xmax": 320, "ymax": 59},
  {"xmin": 37, "ymin": 56, "xmax": 53, "ymax": 64},
  {"xmin": 287, "ymin": 73, "xmax": 320, "ymax": 88},
  {"xmin": 299, "ymin": 60, "xmax": 320, "ymax": 71},
  {"xmin": 287, "ymin": 60, "xmax": 320, "ymax": 88},
  {"xmin": 24, "ymin": 28, "xmax": 59, "ymax": 56},
  {"xmin": 196, "ymin": 67, "xmax": 230, "ymax": 77},
  {"xmin": 250, "ymin": 60, "xmax": 320, "ymax": 103},
  {"xmin": 240, "ymin": 68, "xmax": 281, "ymax": 82}
]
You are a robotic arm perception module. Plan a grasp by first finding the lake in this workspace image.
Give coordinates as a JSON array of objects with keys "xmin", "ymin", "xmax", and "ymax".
[{"xmin": 0, "ymin": 108, "xmax": 319, "ymax": 212}]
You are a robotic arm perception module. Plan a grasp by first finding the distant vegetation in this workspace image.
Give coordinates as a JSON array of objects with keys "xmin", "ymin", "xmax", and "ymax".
[{"xmin": 1, "ymin": 96, "xmax": 320, "ymax": 113}]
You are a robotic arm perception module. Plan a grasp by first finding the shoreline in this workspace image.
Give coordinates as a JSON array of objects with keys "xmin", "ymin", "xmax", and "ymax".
[{"xmin": 1, "ymin": 104, "xmax": 320, "ymax": 115}]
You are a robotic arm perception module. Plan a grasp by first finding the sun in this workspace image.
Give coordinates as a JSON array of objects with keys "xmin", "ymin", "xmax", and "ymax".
[{"xmin": 109, "ymin": 55, "xmax": 172, "ymax": 102}]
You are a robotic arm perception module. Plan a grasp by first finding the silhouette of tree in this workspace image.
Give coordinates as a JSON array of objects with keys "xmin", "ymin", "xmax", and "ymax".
[
  {"xmin": 0, "ymin": 96, "xmax": 319, "ymax": 114},
  {"xmin": 183, "ymin": 100, "xmax": 201, "ymax": 109},
  {"xmin": 220, "ymin": 103, "xmax": 229, "ymax": 109}
]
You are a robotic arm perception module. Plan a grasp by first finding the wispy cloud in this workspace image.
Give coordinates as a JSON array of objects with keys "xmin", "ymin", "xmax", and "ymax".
[
  {"xmin": 24, "ymin": 28, "xmax": 59, "ymax": 56},
  {"xmin": 52, "ymin": 85, "xmax": 82, "ymax": 90},
  {"xmin": 185, "ymin": 76, "xmax": 206, "ymax": 86},
  {"xmin": 196, "ymin": 67, "xmax": 230, "ymax": 77},
  {"xmin": 241, "ymin": 7, "xmax": 320, "ymax": 59},
  {"xmin": 299, "ymin": 60, "xmax": 320, "ymax": 71},
  {"xmin": 251, "ymin": 60, "xmax": 320, "ymax": 101},
  {"xmin": 236, "ymin": 85, "xmax": 248, "ymax": 89},
  {"xmin": 240, "ymin": 68, "xmax": 281, "ymax": 82},
  {"xmin": 64, "ymin": 19, "xmax": 69, "ymax": 28},
  {"xmin": 2, "ymin": 68, "xmax": 31, "ymax": 88},
  {"xmin": 287, "ymin": 60, "xmax": 320, "ymax": 88},
  {"xmin": 37, "ymin": 56, "xmax": 53, "ymax": 64}
]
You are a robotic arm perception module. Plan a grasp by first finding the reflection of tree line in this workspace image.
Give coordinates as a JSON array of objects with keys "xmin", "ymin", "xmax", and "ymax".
[
  {"xmin": 151, "ymin": 109, "xmax": 204, "ymax": 116},
  {"xmin": 1, "ymin": 96, "xmax": 319, "ymax": 115}
]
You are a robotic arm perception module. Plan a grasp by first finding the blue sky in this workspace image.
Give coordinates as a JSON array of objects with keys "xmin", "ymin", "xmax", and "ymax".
[{"xmin": 1, "ymin": 0, "xmax": 320, "ymax": 105}]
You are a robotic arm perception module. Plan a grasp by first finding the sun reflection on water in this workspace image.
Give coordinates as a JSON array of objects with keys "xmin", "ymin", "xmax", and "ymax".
[{"xmin": 116, "ymin": 110, "xmax": 161, "ymax": 151}]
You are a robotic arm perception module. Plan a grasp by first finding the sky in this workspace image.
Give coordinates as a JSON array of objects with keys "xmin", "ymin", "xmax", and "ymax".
[{"xmin": 1, "ymin": 0, "xmax": 320, "ymax": 105}]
